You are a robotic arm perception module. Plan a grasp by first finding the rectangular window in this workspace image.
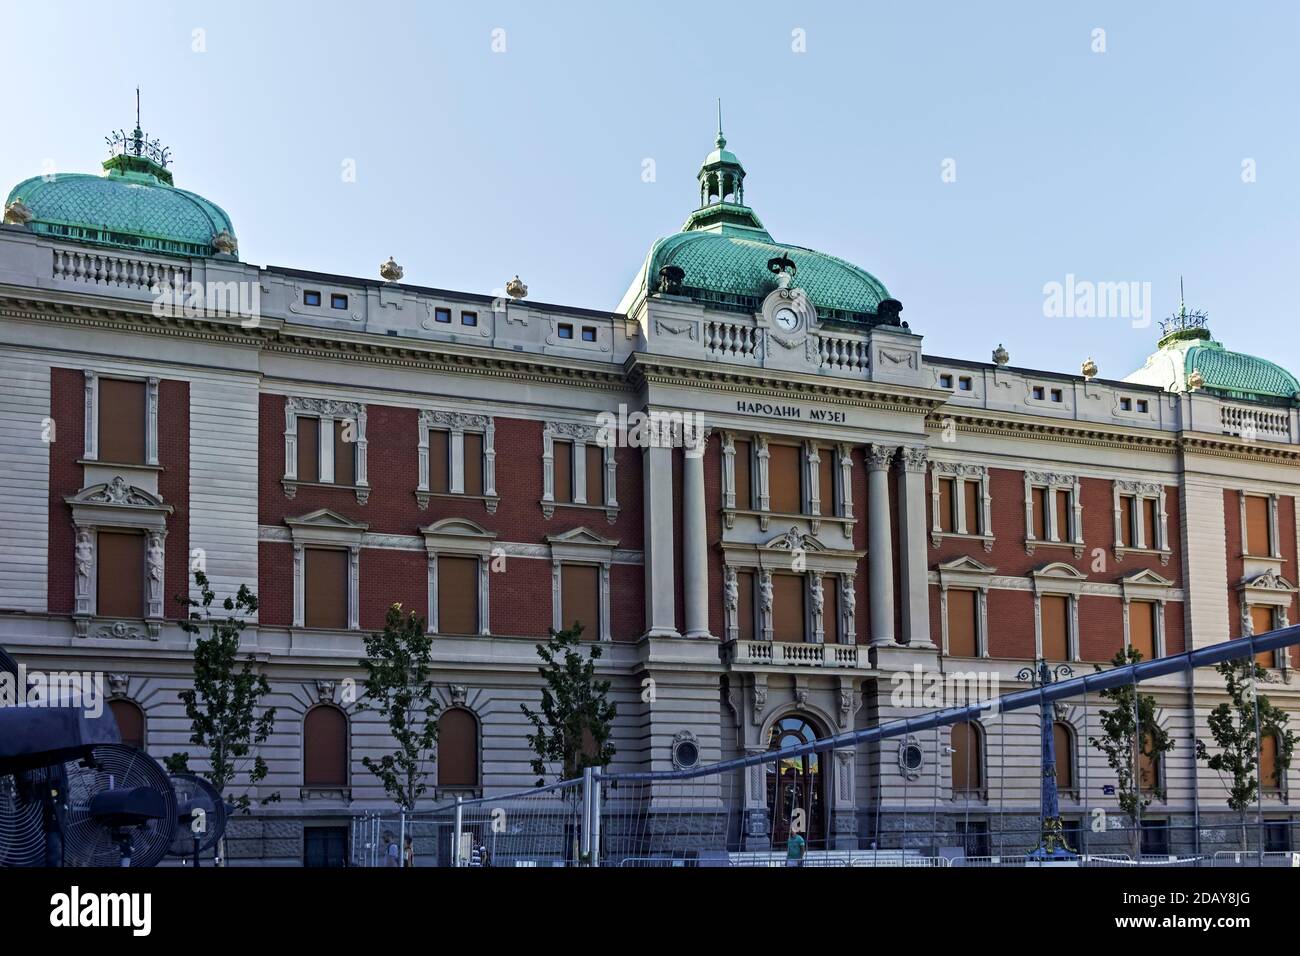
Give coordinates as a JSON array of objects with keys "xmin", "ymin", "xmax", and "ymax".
[
  {"xmin": 1031, "ymin": 487, "xmax": 1048, "ymax": 540},
  {"xmin": 936, "ymin": 477, "xmax": 955, "ymax": 532},
  {"xmin": 98, "ymin": 377, "xmax": 146, "ymax": 465},
  {"xmin": 733, "ymin": 440, "xmax": 753, "ymax": 510},
  {"xmin": 558, "ymin": 323, "xmax": 574, "ymax": 339},
  {"xmin": 461, "ymin": 311, "xmax": 478, "ymax": 327},
  {"xmin": 1032, "ymin": 386, "xmax": 1045, "ymax": 401},
  {"xmin": 963, "ymin": 480, "xmax": 981, "ymax": 534},
  {"xmin": 330, "ymin": 293, "xmax": 348, "ymax": 310},
  {"xmin": 1245, "ymin": 495, "xmax": 1271, "ymax": 556},
  {"xmin": 429, "ymin": 429, "xmax": 450, "ymax": 495},
  {"xmin": 97, "ymin": 530, "xmax": 144, "ymax": 618},
  {"xmin": 939, "ymin": 373, "xmax": 954, "ymax": 389},
  {"xmin": 1118, "ymin": 495, "xmax": 1134, "ymax": 547},
  {"xmin": 768, "ymin": 444, "xmax": 802, "ymax": 514},
  {"xmin": 1136, "ymin": 399, "xmax": 1149, "ymax": 413},
  {"xmin": 1130, "ymin": 600, "xmax": 1156, "ymax": 660},
  {"xmin": 463, "ymin": 432, "xmax": 484, "ymax": 496},
  {"xmin": 818, "ymin": 447, "xmax": 835, "ymax": 517},
  {"xmin": 822, "ymin": 577, "xmax": 839, "ymax": 644},
  {"xmin": 1120, "ymin": 397, "xmax": 1132, "ymax": 411},
  {"xmin": 958, "ymin": 376, "xmax": 973, "ymax": 391},
  {"xmin": 561, "ymin": 564, "xmax": 600, "ymax": 639},
  {"xmin": 1141, "ymin": 498, "xmax": 1158, "ymax": 548},
  {"xmin": 304, "ymin": 290, "xmax": 322, "ymax": 307},
  {"xmin": 304, "ymin": 548, "xmax": 348, "ymax": 629},
  {"xmin": 584, "ymin": 444, "xmax": 604, "ymax": 505},
  {"xmin": 553, "ymin": 439, "xmax": 573, "ymax": 503},
  {"xmin": 737, "ymin": 570, "xmax": 756, "ymax": 640},
  {"xmin": 1140, "ymin": 819, "xmax": 1170, "ymax": 857},
  {"xmin": 297, "ymin": 416, "xmax": 321, "ymax": 483},
  {"xmin": 1251, "ymin": 605, "xmax": 1276, "ymax": 667},
  {"xmin": 333, "ymin": 420, "xmax": 354, "ymax": 486},
  {"xmin": 1041, "ymin": 594, "xmax": 1069, "ymax": 660},
  {"xmin": 581, "ymin": 326, "xmax": 597, "ymax": 342},
  {"xmin": 1050, "ymin": 388, "xmax": 1063, "ymax": 403},
  {"xmin": 438, "ymin": 556, "xmax": 479, "ymax": 635},
  {"xmin": 434, "ymin": 307, "xmax": 451, "ymax": 323},
  {"xmin": 947, "ymin": 588, "xmax": 978, "ymax": 658},
  {"xmin": 772, "ymin": 573, "xmax": 805, "ymax": 642},
  {"xmin": 1053, "ymin": 489, "xmax": 1071, "ymax": 541}
]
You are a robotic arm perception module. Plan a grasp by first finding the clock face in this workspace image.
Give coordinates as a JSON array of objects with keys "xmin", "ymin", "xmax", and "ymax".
[{"xmin": 773, "ymin": 307, "xmax": 800, "ymax": 332}]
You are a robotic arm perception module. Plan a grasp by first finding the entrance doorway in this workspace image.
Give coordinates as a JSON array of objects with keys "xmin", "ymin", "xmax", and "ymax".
[{"xmin": 765, "ymin": 715, "xmax": 827, "ymax": 850}]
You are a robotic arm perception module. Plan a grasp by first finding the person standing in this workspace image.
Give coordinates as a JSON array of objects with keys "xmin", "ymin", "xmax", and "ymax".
[
  {"xmin": 403, "ymin": 835, "xmax": 415, "ymax": 868},
  {"xmin": 383, "ymin": 831, "xmax": 400, "ymax": 868},
  {"xmin": 785, "ymin": 830, "xmax": 806, "ymax": 868}
]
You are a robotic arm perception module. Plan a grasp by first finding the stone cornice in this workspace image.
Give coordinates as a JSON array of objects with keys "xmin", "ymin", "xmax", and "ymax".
[
  {"xmin": 1178, "ymin": 431, "xmax": 1300, "ymax": 463},
  {"xmin": 0, "ymin": 291, "xmax": 629, "ymax": 393},
  {"xmin": 927, "ymin": 409, "xmax": 1179, "ymax": 452},
  {"xmin": 625, "ymin": 353, "xmax": 949, "ymax": 413}
]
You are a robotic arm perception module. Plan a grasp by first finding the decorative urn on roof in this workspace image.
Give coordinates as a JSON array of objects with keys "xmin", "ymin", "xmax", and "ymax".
[
  {"xmin": 505, "ymin": 275, "xmax": 528, "ymax": 299},
  {"xmin": 1081, "ymin": 357, "xmax": 1098, "ymax": 380},
  {"xmin": 211, "ymin": 229, "xmax": 238, "ymax": 256},
  {"xmin": 992, "ymin": 343, "xmax": 1010, "ymax": 366},
  {"xmin": 3, "ymin": 198, "xmax": 32, "ymax": 225},
  {"xmin": 380, "ymin": 256, "xmax": 404, "ymax": 282},
  {"xmin": 1186, "ymin": 368, "xmax": 1205, "ymax": 390}
]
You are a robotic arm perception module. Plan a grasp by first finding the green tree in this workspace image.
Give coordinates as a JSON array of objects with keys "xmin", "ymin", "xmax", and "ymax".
[
  {"xmin": 166, "ymin": 571, "xmax": 279, "ymax": 822},
  {"xmin": 1088, "ymin": 647, "xmax": 1175, "ymax": 857},
  {"xmin": 521, "ymin": 622, "xmax": 617, "ymax": 786},
  {"xmin": 1195, "ymin": 657, "xmax": 1296, "ymax": 850},
  {"xmin": 357, "ymin": 603, "xmax": 440, "ymax": 811}
]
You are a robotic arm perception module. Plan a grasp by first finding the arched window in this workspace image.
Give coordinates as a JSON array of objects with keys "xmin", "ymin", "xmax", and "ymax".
[
  {"xmin": 109, "ymin": 699, "xmax": 145, "ymax": 750},
  {"xmin": 951, "ymin": 722, "xmax": 983, "ymax": 795},
  {"xmin": 1053, "ymin": 722, "xmax": 1074, "ymax": 793},
  {"xmin": 303, "ymin": 705, "xmax": 348, "ymax": 788},
  {"xmin": 1260, "ymin": 733, "xmax": 1281, "ymax": 793},
  {"xmin": 438, "ymin": 708, "xmax": 479, "ymax": 789}
]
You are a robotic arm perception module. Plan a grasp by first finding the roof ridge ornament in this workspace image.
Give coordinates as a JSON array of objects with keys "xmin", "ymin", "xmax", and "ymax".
[{"xmin": 103, "ymin": 89, "xmax": 174, "ymax": 185}]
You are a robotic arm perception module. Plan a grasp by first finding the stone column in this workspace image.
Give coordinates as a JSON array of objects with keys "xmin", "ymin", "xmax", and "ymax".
[
  {"xmin": 867, "ymin": 444, "xmax": 896, "ymax": 646},
  {"xmin": 643, "ymin": 445, "xmax": 680, "ymax": 638},
  {"xmin": 897, "ymin": 446, "xmax": 935, "ymax": 647},
  {"xmin": 682, "ymin": 433, "xmax": 711, "ymax": 638}
]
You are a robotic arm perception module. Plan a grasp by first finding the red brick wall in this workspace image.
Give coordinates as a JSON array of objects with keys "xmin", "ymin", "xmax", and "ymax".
[
  {"xmin": 1225, "ymin": 489, "xmax": 1299, "ymax": 637},
  {"xmin": 47, "ymin": 369, "xmax": 189, "ymax": 619},
  {"xmin": 257, "ymin": 395, "xmax": 646, "ymax": 640},
  {"xmin": 47, "ymin": 368, "xmax": 83, "ymax": 614},
  {"xmin": 988, "ymin": 588, "xmax": 1035, "ymax": 659},
  {"xmin": 930, "ymin": 467, "xmax": 1186, "ymax": 659},
  {"xmin": 705, "ymin": 435, "xmax": 725, "ymax": 638},
  {"xmin": 158, "ymin": 380, "xmax": 189, "ymax": 619}
]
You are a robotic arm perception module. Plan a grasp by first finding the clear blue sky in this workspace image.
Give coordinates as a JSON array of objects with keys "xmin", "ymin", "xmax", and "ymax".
[{"xmin": 5, "ymin": 1, "xmax": 1298, "ymax": 380}]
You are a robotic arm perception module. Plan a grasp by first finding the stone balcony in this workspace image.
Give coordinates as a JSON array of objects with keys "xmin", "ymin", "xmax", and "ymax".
[{"xmin": 722, "ymin": 638, "xmax": 865, "ymax": 669}]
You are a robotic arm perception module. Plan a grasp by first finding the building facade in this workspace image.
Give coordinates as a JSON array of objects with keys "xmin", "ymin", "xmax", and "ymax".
[{"xmin": 2, "ymin": 119, "xmax": 1298, "ymax": 864}]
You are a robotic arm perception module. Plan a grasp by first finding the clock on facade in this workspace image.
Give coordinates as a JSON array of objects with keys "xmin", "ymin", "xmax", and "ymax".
[{"xmin": 773, "ymin": 307, "xmax": 800, "ymax": 332}]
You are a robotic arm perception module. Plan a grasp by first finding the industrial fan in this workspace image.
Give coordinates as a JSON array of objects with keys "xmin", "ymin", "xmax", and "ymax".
[
  {"xmin": 59, "ymin": 744, "xmax": 177, "ymax": 867},
  {"xmin": 167, "ymin": 773, "xmax": 228, "ymax": 866}
]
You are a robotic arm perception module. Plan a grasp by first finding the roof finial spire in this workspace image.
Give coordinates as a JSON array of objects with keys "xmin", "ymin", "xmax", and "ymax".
[
  {"xmin": 135, "ymin": 86, "xmax": 141, "ymax": 131},
  {"xmin": 715, "ymin": 97, "xmax": 725, "ymax": 149},
  {"xmin": 1179, "ymin": 275, "xmax": 1186, "ymax": 319}
]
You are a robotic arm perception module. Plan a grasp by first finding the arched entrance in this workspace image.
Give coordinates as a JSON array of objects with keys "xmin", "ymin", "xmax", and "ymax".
[{"xmin": 765, "ymin": 714, "xmax": 827, "ymax": 850}]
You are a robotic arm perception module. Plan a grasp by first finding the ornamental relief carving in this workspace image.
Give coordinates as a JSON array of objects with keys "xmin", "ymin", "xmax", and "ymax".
[
  {"xmin": 287, "ymin": 396, "xmax": 365, "ymax": 420},
  {"xmin": 419, "ymin": 409, "xmax": 492, "ymax": 431}
]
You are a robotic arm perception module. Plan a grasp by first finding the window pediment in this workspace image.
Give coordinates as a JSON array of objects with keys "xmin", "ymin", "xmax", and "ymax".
[
  {"xmin": 286, "ymin": 508, "xmax": 369, "ymax": 548},
  {"xmin": 1031, "ymin": 561, "xmax": 1088, "ymax": 595},
  {"xmin": 1120, "ymin": 568, "xmax": 1174, "ymax": 604},
  {"xmin": 66, "ymin": 477, "xmax": 172, "ymax": 532},
  {"xmin": 937, "ymin": 555, "xmax": 997, "ymax": 590},
  {"xmin": 422, "ymin": 517, "xmax": 498, "ymax": 557},
  {"xmin": 547, "ymin": 526, "xmax": 620, "ymax": 563},
  {"xmin": 1239, "ymin": 568, "xmax": 1297, "ymax": 597}
]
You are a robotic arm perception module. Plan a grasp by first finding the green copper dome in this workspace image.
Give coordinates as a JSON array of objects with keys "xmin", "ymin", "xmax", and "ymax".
[
  {"xmin": 617, "ymin": 123, "xmax": 892, "ymax": 324},
  {"xmin": 5, "ymin": 121, "xmax": 236, "ymax": 260},
  {"xmin": 1124, "ymin": 310, "xmax": 1299, "ymax": 403}
]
